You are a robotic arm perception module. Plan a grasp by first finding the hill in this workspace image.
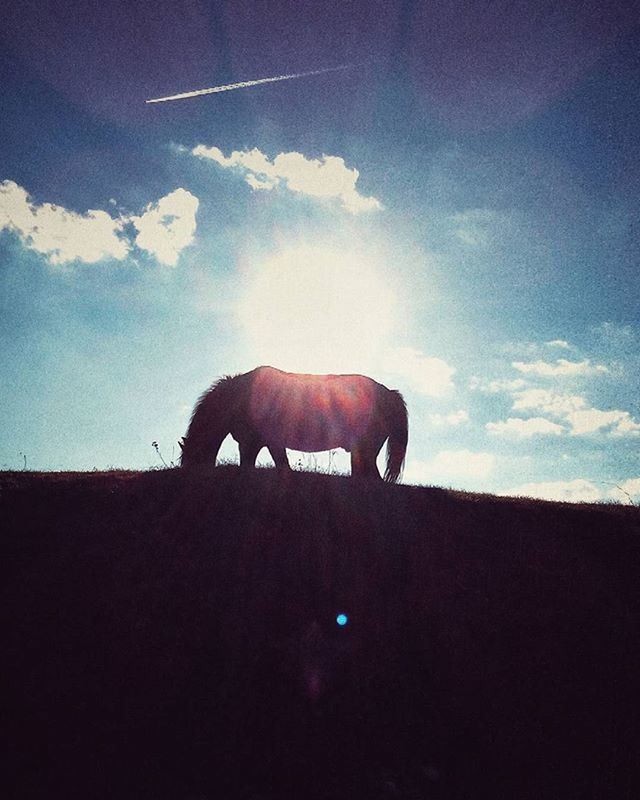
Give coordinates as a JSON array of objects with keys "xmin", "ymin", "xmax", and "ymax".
[{"xmin": 2, "ymin": 467, "xmax": 639, "ymax": 799}]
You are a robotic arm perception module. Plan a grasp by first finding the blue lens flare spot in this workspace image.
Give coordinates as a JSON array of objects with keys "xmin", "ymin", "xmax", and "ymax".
[{"xmin": 336, "ymin": 613, "xmax": 348, "ymax": 626}]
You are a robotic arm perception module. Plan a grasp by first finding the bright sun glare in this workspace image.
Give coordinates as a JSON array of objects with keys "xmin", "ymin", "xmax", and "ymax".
[{"xmin": 237, "ymin": 242, "xmax": 397, "ymax": 375}]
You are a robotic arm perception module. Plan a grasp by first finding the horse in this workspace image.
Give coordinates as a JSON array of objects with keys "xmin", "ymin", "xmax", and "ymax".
[{"xmin": 180, "ymin": 365, "xmax": 408, "ymax": 481}]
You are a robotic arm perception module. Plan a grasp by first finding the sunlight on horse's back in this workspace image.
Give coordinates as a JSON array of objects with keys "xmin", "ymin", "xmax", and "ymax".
[{"xmin": 249, "ymin": 367, "xmax": 378, "ymax": 452}]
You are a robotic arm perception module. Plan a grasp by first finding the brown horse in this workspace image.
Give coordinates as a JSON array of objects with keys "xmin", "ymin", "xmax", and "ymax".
[{"xmin": 180, "ymin": 366, "xmax": 408, "ymax": 481}]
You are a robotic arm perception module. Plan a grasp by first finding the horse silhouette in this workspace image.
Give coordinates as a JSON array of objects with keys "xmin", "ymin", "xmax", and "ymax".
[{"xmin": 180, "ymin": 366, "xmax": 408, "ymax": 481}]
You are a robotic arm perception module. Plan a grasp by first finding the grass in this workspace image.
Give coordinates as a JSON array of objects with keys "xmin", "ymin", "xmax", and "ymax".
[{"xmin": 2, "ymin": 467, "xmax": 639, "ymax": 799}]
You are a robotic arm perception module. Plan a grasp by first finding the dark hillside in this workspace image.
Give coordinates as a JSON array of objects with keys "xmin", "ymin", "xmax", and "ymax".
[{"xmin": 2, "ymin": 468, "xmax": 639, "ymax": 799}]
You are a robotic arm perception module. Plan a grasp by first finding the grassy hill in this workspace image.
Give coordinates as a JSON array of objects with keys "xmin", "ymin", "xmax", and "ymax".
[{"xmin": 2, "ymin": 467, "xmax": 639, "ymax": 799}]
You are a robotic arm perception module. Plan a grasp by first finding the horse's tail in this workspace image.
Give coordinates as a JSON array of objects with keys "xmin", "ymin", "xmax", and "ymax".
[{"xmin": 384, "ymin": 388, "xmax": 408, "ymax": 483}]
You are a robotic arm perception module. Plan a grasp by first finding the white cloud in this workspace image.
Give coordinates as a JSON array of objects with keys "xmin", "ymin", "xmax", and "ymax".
[
  {"xmin": 0, "ymin": 180, "xmax": 199, "ymax": 267},
  {"xmin": 406, "ymin": 450, "xmax": 495, "ymax": 485},
  {"xmin": 192, "ymin": 145, "xmax": 382, "ymax": 214},
  {"xmin": 471, "ymin": 377, "xmax": 527, "ymax": 393},
  {"xmin": 512, "ymin": 388, "xmax": 587, "ymax": 416},
  {"xmin": 512, "ymin": 358, "xmax": 608, "ymax": 377},
  {"xmin": 430, "ymin": 409, "xmax": 469, "ymax": 426},
  {"xmin": 503, "ymin": 479, "xmax": 603, "ymax": 503},
  {"xmin": 509, "ymin": 387, "xmax": 640, "ymax": 438},
  {"xmin": 383, "ymin": 347, "xmax": 455, "ymax": 397},
  {"xmin": 0, "ymin": 179, "xmax": 129, "ymax": 264},
  {"xmin": 130, "ymin": 188, "xmax": 199, "ymax": 266},
  {"xmin": 486, "ymin": 417, "xmax": 565, "ymax": 437},
  {"xmin": 565, "ymin": 408, "xmax": 640, "ymax": 437},
  {"xmin": 546, "ymin": 339, "xmax": 571, "ymax": 349}
]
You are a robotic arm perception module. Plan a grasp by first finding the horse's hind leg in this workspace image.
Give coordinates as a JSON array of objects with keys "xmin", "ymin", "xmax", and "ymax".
[
  {"xmin": 269, "ymin": 446, "xmax": 291, "ymax": 471},
  {"xmin": 351, "ymin": 444, "xmax": 382, "ymax": 480}
]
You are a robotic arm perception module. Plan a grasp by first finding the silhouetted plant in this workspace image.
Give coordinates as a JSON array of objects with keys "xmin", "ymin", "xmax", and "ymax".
[
  {"xmin": 602, "ymin": 481, "xmax": 637, "ymax": 507},
  {"xmin": 152, "ymin": 441, "xmax": 170, "ymax": 468}
]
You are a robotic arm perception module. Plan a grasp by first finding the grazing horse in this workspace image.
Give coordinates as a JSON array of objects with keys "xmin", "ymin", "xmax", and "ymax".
[{"xmin": 180, "ymin": 366, "xmax": 408, "ymax": 481}]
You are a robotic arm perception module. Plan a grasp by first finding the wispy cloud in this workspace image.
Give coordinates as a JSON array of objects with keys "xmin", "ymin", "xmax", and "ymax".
[
  {"xmin": 430, "ymin": 409, "xmax": 469, "ymax": 427},
  {"xmin": 146, "ymin": 65, "xmax": 350, "ymax": 103},
  {"xmin": 450, "ymin": 208, "xmax": 499, "ymax": 247},
  {"xmin": 0, "ymin": 180, "xmax": 198, "ymax": 266},
  {"xmin": 512, "ymin": 388, "xmax": 586, "ymax": 416},
  {"xmin": 486, "ymin": 417, "xmax": 564, "ymax": 437},
  {"xmin": 471, "ymin": 377, "xmax": 527, "ymax": 393},
  {"xmin": 192, "ymin": 145, "xmax": 382, "ymax": 214},
  {"xmin": 512, "ymin": 358, "xmax": 608, "ymax": 377}
]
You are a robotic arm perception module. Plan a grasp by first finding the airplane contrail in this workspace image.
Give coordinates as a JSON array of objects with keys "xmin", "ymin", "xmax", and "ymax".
[{"xmin": 145, "ymin": 64, "xmax": 351, "ymax": 104}]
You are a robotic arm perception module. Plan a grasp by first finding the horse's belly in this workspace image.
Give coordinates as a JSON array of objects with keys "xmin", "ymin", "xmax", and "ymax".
[
  {"xmin": 281, "ymin": 430, "xmax": 347, "ymax": 452},
  {"xmin": 267, "ymin": 417, "xmax": 351, "ymax": 452}
]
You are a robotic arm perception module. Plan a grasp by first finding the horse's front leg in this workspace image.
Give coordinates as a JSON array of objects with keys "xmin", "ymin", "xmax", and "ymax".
[
  {"xmin": 269, "ymin": 446, "xmax": 291, "ymax": 471},
  {"xmin": 238, "ymin": 438, "xmax": 261, "ymax": 470}
]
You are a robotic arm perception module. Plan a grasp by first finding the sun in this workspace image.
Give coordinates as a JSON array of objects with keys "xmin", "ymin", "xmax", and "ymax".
[{"xmin": 237, "ymin": 242, "xmax": 397, "ymax": 375}]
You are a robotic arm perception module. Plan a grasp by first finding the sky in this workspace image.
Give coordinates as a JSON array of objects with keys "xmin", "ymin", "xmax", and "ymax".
[{"xmin": 1, "ymin": 0, "xmax": 639, "ymax": 503}]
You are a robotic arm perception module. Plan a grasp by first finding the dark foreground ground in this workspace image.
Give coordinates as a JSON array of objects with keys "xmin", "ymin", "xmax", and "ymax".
[{"xmin": 2, "ymin": 467, "xmax": 639, "ymax": 799}]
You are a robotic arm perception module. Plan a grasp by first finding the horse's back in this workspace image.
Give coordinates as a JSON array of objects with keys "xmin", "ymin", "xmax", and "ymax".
[{"xmin": 248, "ymin": 366, "xmax": 384, "ymax": 451}]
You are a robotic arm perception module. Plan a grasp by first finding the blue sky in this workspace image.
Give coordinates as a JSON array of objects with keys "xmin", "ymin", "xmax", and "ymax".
[{"xmin": 1, "ymin": 1, "xmax": 639, "ymax": 502}]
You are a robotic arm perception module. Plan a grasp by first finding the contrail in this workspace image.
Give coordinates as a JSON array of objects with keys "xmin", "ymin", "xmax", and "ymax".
[{"xmin": 145, "ymin": 64, "xmax": 351, "ymax": 104}]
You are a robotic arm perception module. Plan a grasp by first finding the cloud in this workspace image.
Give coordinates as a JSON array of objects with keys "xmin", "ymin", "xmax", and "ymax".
[
  {"xmin": 471, "ymin": 377, "xmax": 527, "ymax": 393},
  {"xmin": 511, "ymin": 388, "xmax": 640, "ymax": 437},
  {"xmin": 129, "ymin": 188, "xmax": 199, "ymax": 266},
  {"xmin": 594, "ymin": 321, "xmax": 638, "ymax": 348},
  {"xmin": 383, "ymin": 347, "xmax": 455, "ymax": 397},
  {"xmin": 503, "ymin": 479, "xmax": 603, "ymax": 503},
  {"xmin": 486, "ymin": 417, "xmax": 564, "ymax": 437},
  {"xmin": 512, "ymin": 388, "xmax": 587, "ymax": 416},
  {"xmin": 430, "ymin": 409, "xmax": 469, "ymax": 426},
  {"xmin": 0, "ymin": 179, "xmax": 128, "ymax": 264},
  {"xmin": 192, "ymin": 145, "xmax": 382, "ymax": 214},
  {"xmin": 0, "ymin": 181, "xmax": 198, "ymax": 267},
  {"xmin": 546, "ymin": 339, "xmax": 571, "ymax": 349},
  {"xmin": 512, "ymin": 358, "xmax": 608, "ymax": 377},
  {"xmin": 450, "ymin": 208, "xmax": 498, "ymax": 247},
  {"xmin": 406, "ymin": 449, "xmax": 495, "ymax": 485},
  {"xmin": 564, "ymin": 408, "xmax": 640, "ymax": 437}
]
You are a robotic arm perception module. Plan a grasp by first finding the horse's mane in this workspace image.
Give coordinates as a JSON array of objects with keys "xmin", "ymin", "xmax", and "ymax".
[
  {"xmin": 180, "ymin": 372, "xmax": 245, "ymax": 465},
  {"xmin": 199, "ymin": 372, "xmax": 238, "ymax": 400}
]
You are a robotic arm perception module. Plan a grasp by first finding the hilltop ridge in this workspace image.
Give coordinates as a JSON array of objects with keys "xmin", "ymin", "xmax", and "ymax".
[{"xmin": 2, "ymin": 468, "xmax": 639, "ymax": 799}]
